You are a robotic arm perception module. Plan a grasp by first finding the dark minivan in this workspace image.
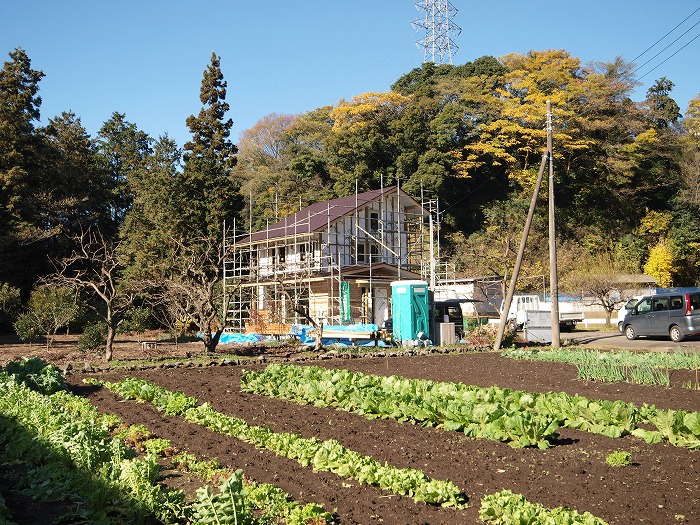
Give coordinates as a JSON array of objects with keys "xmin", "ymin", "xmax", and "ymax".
[{"xmin": 622, "ymin": 291, "xmax": 700, "ymax": 342}]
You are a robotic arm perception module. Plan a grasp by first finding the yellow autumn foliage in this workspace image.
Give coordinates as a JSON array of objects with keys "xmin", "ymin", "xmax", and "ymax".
[
  {"xmin": 638, "ymin": 209, "xmax": 672, "ymax": 238},
  {"xmin": 329, "ymin": 91, "xmax": 411, "ymax": 132},
  {"xmin": 643, "ymin": 240, "xmax": 674, "ymax": 288}
]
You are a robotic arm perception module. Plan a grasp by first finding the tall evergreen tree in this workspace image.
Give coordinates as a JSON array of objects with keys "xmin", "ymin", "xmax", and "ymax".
[
  {"xmin": 120, "ymin": 135, "xmax": 182, "ymax": 280},
  {"xmin": 181, "ymin": 52, "xmax": 241, "ymax": 237},
  {"xmin": 184, "ymin": 52, "xmax": 237, "ymax": 172},
  {"xmin": 96, "ymin": 112, "xmax": 153, "ymax": 234},
  {"xmin": 121, "ymin": 53, "xmax": 241, "ymax": 352},
  {"xmin": 0, "ymin": 48, "xmax": 47, "ymax": 290},
  {"xmin": 42, "ymin": 111, "xmax": 109, "ymax": 234}
]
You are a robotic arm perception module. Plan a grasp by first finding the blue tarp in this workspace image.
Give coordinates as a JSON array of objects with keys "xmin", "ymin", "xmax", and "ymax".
[
  {"xmin": 203, "ymin": 322, "xmax": 389, "ymax": 347},
  {"xmin": 210, "ymin": 332, "xmax": 263, "ymax": 344},
  {"xmin": 321, "ymin": 323, "xmax": 379, "ymax": 333}
]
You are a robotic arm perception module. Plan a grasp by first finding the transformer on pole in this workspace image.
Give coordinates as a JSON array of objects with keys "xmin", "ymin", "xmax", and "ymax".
[{"xmin": 412, "ymin": 0, "xmax": 462, "ymax": 64}]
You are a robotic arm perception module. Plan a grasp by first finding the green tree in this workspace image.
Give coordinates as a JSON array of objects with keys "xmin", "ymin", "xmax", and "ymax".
[
  {"xmin": 13, "ymin": 285, "xmax": 81, "ymax": 348},
  {"xmin": 237, "ymin": 112, "xmax": 335, "ymax": 231},
  {"xmin": 120, "ymin": 135, "xmax": 183, "ymax": 280},
  {"xmin": 96, "ymin": 112, "xmax": 153, "ymax": 232},
  {"xmin": 42, "ymin": 111, "xmax": 110, "ymax": 234},
  {"xmin": 184, "ymin": 52, "xmax": 237, "ymax": 171},
  {"xmin": 644, "ymin": 77, "xmax": 681, "ymax": 129},
  {"xmin": 325, "ymin": 91, "xmax": 409, "ymax": 193},
  {"xmin": 122, "ymin": 54, "xmax": 241, "ymax": 353},
  {"xmin": 391, "ymin": 56, "xmax": 507, "ymax": 95},
  {"xmin": 0, "ymin": 282, "xmax": 21, "ymax": 330},
  {"xmin": 679, "ymin": 94, "xmax": 700, "ymax": 207},
  {"xmin": 667, "ymin": 203, "xmax": 700, "ymax": 286},
  {"xmin": 118, "ymin": 306, "xmax": 152, "ymax": 342},
  {"xmin": 181, "ymin": 52, "xmax": 241, "ymax": 238},
  {"xmin": 0, "ymin": 48, "xmax": 48, "ymax": 290}
]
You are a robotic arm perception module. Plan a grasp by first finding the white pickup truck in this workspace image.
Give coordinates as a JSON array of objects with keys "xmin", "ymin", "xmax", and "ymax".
[{"xmin": 504, "ymin": 294, "xmax": 584, "ymax": 332}]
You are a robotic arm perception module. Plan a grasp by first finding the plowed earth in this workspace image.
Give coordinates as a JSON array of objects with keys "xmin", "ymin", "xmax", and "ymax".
[{"xmin": 60, "ymin": 352, "xmax": 700, "ymax": 525}]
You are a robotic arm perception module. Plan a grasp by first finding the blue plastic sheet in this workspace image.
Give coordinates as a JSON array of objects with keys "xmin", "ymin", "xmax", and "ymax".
[{"xmin": 212, "ymin": 332, "xmax": 263, "ymax": 344}]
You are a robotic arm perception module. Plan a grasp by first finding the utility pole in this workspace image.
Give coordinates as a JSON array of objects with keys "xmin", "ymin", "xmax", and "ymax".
[
  {"xmin": 493, "ymin": 152, "xmax": 548, "ymax": 351},
  {"xmin": 493, "ymin": 101, "xmax": 560, "ymax": 351},
  {"xmin": 412, "ymin": 0, "xmax": 461, "ymax": 64},
  {"xmin": 547, "ymin": 100, "xmax": 561, "ymax": 347}
]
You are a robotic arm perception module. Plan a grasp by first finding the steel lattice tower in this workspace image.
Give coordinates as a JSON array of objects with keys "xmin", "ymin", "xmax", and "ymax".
[{"xmin": 412, "ymin": 0, "xmax": 462, "ymax": 64}]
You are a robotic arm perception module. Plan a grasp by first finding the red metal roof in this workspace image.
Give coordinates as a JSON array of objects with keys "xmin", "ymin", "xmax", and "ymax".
[{"xmin": 239, "ymin": 186, "xmax": 414, "ymax": 244}]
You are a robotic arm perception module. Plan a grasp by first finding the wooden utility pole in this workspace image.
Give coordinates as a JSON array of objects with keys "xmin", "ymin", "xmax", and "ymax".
[
  {"xmin": 493, "ymin": 152, "xmax": 548, "ymax": 352},
  {"xmin": 547, "ymin": 100, "xmax": 561, "ymax": 348},
  {"xmin": 493, "ymin": 101, "xmax": 560, "ymax": 351}
]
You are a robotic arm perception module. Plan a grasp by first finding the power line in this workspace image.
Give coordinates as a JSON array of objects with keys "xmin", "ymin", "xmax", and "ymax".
[
  {"xmin": 628, "ymin": 7, "xmax": 700, "ymax": 65},
  {"xmin": 631, "ymin": 18, "xmax": 700, "ymax": 79},
  {"xmin": 636, "ymin": 30, "xmax": 700, "ymax": 82},
  {"xmin": 299, "ymin": 2, "xmax": 395, "ymax": 109}
]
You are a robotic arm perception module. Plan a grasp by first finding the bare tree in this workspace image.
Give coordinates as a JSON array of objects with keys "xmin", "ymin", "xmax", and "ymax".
[
  {"xmin": 147, "ymin": 288, "xmax": 190, "ymax": 351},
  {"xmin": 561, "ymin": 252, "xmax": 635, "ymax": 327},
  {"xmin": 564, "ymin": 272, "xmax": 620, "ymax": 327},
  {"xmin": 156, "ymin": 236, "xmax": 232, "ymax": 354},
  {"xmin": 277, "ymin": 284, "xmax": 324, "ymax": 352},
  {"xmin": 47, "ymin": 228, "xmax": 133, "ymax": 361}
]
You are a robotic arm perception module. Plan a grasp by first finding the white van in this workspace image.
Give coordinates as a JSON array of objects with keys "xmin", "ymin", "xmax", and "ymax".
[
  {"xmin": 622, "ymin": 291, "xmax": 700, "ymax": 342},
  {"xmin": 617, "ymin": 296, "xmax": 643, "ymax": 332}
]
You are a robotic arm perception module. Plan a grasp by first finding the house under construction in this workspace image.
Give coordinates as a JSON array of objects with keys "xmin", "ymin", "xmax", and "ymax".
[{"xmin": 223, "ymin": 186, "xmax": 437, "ymax": 333}]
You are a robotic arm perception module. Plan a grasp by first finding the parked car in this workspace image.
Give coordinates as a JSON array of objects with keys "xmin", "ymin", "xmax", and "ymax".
[
  {"xmin": 617, "ymin": 296, "xmax": 643, "ymax": 332},
  {"xmin": 622, "ymin": 291, "xmax": 700, "ymax": 342}
]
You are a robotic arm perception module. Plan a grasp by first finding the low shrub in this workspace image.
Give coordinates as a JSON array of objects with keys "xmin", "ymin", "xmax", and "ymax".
[{"xmin": 78, "ymin": 321, "xmax": 107, "ymax": 353}]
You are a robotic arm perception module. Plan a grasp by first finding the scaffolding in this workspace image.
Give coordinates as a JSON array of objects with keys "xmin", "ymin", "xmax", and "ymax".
[{"xmin": 222, "ymin": 185, "xmax": 437, "ymax": 333}]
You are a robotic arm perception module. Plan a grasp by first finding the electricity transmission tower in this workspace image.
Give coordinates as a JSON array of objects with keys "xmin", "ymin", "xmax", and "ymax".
[{"xmin": 412, "ymin": 0, "xmax": 462, "ymax": 64}]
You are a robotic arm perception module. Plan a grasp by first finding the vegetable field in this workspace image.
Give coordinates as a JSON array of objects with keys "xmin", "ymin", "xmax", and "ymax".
[
  {"xmin": 3, "ymin": 349, "xmax": 698, "ymax": 524},
  {"xmin": 59, "ymin": 352, "xmax": 697, "ymax": 524}
]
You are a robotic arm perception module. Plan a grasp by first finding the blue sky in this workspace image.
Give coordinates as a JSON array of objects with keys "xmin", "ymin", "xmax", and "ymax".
[{"xmin": 2, "ymin": 1, "xmax": 698, "ymax": 147}]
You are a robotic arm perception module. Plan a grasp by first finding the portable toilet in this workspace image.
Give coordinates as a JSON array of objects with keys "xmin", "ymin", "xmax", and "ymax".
[{"xmin": 390, "ymin": 280, "xmax": 430, "ymax": 345}]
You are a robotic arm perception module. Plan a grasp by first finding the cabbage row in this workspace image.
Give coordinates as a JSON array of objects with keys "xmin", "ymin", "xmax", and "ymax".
[
  {"xmin": 480, "ymin": 490, "xmax": 608, "ymax": 525},
  {"xmin": 94, "ymin": 376, "xmax": 469, "ymax": 508},
  {"xmin": 95, "ymin": 375, "xmax": 614, "ymax": 524},
  {"xmin": 0, "ymin": 369, "xmax": 332, "ymax": 524},
  {"xmin": 0, "ymin": 373, "xmax": 182, "ymax": 523},
  {"xmin": 240, "ymin": 363, "xmax": 700, "ymax": 449}
]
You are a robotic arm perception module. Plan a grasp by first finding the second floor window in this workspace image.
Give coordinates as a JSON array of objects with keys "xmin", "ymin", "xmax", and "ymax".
[{"xmin": 369, "ymin": 212, "xmax": 379, "ymax": 232}]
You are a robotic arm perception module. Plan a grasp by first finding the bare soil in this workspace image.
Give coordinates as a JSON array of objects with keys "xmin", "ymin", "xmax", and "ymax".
[{"xmin": 1, "ymin": 335, "xmax": 699, "ymax": 524}]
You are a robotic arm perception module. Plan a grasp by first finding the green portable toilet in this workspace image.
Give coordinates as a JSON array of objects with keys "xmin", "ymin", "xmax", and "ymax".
[{"xmin": 391, "ymin": 280, "xmax": 430, "ymax": 344}]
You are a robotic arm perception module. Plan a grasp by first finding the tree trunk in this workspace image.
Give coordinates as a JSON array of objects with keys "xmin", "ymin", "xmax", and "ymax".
[
  {"xmin": 202, "ymin": 328, "xmax": 223, "ymax": 353},
  {"xmin": 314, "ymin": 324, "xmax": 324, "ymax": 352},
  {"xmin": 105, "ymin": 324, "xmax": 115, "ymax": 362}
]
